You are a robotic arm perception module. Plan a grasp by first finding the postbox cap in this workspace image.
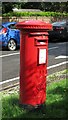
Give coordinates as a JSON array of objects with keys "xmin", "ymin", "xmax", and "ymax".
[{"xmin": 16, "ymin": 20, "xmax": 52, "ymax": 30}]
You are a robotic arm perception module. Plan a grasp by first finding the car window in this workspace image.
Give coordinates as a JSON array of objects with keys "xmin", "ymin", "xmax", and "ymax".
[
  {"xmin": 60, "ymin": 23, "xmax": 66, "ymax": 27},
  {"xmin": 0, "ymin": 25, "xmax": 4, "ymax": 30},
  {"xmin": 52, "ymin": 21, "xmax": 66, "ymax": 27},
  {"xmin": 8, "ymin": 24, "xmax": 16, "ymax": 29},
  {"xmin": 66, "ymin": 20, "xmax": 68, "ymax": 25},
  {"xmin": 0, "ymin": 25, "xmax": 2, "ymax": 30},
  {"xmin": 66, "ymin": 20, "xmax": 68, "ymax": 32}
]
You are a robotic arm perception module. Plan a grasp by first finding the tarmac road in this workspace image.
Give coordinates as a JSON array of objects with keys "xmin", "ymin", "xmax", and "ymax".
[{"xmin": 0, "ymin": 41, "xmax": 68, "ymax": 89}]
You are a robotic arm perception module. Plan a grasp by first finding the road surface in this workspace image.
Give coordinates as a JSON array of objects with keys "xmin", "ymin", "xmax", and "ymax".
[{"xmin": 0, "ymin": 41, "xmax": 68, "ymax": 89}]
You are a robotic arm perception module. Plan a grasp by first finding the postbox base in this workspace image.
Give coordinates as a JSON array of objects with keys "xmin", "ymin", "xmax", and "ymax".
[{"xmin": 19, "ymin": 102, "xmax": 46, "ymax": 113}]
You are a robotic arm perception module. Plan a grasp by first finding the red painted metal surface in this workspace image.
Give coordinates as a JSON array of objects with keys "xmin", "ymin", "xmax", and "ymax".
[
  {"xmin": 16, "ymin": 20, "xmax": 52, "ymax": 106},
  {"xmin": 16, "ymin": 20, "xmax": 52, "ymax": 30}
]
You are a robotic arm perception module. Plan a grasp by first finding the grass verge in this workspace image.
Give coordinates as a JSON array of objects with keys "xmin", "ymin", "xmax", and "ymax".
[{"xmin": 1, "ymin": 70, "xmax": 68, "ymax": 119}]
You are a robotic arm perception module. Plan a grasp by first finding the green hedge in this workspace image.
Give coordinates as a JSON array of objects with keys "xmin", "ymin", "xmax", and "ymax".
[{"xmin": 2, "ymin": 11, "xmax": 68, "ymax": 17}]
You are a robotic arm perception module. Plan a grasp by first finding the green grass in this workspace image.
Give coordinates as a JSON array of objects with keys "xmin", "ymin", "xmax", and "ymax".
[
  {"xmin": 2, "ymin": 78, "xmax": 67, "ymax": 119},
  {"xmin": 46, "ymin": 79, "xmax": 67, "ymax": 118}
]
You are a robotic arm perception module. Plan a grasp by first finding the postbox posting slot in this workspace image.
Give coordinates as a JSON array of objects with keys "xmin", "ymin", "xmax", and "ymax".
[{"xmin": 35, "ymin": 39, "xmax": 47, "ymax": 46}]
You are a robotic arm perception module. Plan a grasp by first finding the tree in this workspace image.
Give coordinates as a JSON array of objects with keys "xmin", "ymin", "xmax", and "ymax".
[
  {"xmin": 2, "ymin": 2, "xmax": 68, "ymax": 13},
  {"xmin": 2, "ymin": 2, "xmax": 13, "ymax": 13}
]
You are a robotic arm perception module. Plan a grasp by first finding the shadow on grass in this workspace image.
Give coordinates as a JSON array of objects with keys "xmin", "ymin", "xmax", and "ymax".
[{"xmin": 2, "ymin": 84, "xmax": 68, "ymax": 119}]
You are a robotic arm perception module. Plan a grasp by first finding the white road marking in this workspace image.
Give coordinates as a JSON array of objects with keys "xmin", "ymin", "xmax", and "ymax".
[
  {"xmin": 0, "ymin": 61, "xmax": 68, "ymax": 85},
  {"xmin": 57, "ymin": 42, "xmax": 67, "ymax": 45},
  {"xmin": 0, "ymin": 52, "xmax": 20, "ymax": 58},
  {"xmin": 48, "ymin": 47, "xmax": 58, "ymax": 50},
  {"xmin": 0, "ymin": 77, "xmax": 19, "ymax": 85},
  {"xmin": 55, "ymin": 55, "xmax": 68, "ymax": 59},
  {"xmin": 0, "ymin": 47, "xmax": 58, "ymax": 58},
  {"xmin": 47, "ymin": 61, "xmax": 68, "ymax": 69}
]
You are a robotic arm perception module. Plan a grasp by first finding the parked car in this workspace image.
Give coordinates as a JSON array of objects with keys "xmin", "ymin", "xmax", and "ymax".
[
  {"xmin": 0, "ymin": 22, "xmax": 20, "ymax": 51},
  {"xmin": 48, "ymin": 20, "xmax": 68, "ymax": 41}
]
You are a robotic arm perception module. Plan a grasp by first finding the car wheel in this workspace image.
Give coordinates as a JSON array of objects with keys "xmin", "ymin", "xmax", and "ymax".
[{"xmin": 8, "ymin": 39, "xmax": 17, "ymax": 51}]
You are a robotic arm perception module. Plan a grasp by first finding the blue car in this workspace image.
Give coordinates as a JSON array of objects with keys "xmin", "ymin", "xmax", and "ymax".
[{"xmin": 0, "ymin": 22, "xmax": 20, "ymax": 51}]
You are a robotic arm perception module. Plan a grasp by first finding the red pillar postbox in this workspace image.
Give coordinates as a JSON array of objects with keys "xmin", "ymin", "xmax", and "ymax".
[{"xmin": 16, "ymin": 20, "xmax": 52, "ymax": 107}]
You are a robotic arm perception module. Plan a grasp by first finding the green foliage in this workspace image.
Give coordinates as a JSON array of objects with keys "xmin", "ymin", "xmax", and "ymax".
[
  {"xmin": 2, "ymin": 79, "xmax": 67, "ymax": 119},
  {"xmin": 2, "ymin": 11, "xmax": 68, "ymax": 17},
  {"xmin": 2, "ymin": 2, "xmax": 68, "ymax": 14},
  {"xmin": 2, "ymin": 2, "xmax": 13, "ymax": 13}
]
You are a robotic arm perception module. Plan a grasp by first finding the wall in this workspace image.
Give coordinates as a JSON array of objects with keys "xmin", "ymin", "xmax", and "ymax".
[{"xmin": 1, "ymin": 16, "xmax": 67, "ymax": 23}]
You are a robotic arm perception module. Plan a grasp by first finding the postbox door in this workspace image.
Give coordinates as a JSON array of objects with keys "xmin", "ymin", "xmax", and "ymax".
[{"xmin": 32, "ymin": 37, "xmax": 48, "ymax": 104}]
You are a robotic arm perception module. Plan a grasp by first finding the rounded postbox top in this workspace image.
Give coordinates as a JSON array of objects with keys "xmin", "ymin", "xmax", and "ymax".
[{"xmin": 16, "ymin": 20, "xmax": 52, "ymax": 30}]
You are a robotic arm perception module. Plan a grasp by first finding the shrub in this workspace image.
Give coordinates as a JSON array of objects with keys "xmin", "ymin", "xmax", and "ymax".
[{"xmin": 2, "ymin": 11, "xmax": 68, "ymax": 17}]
